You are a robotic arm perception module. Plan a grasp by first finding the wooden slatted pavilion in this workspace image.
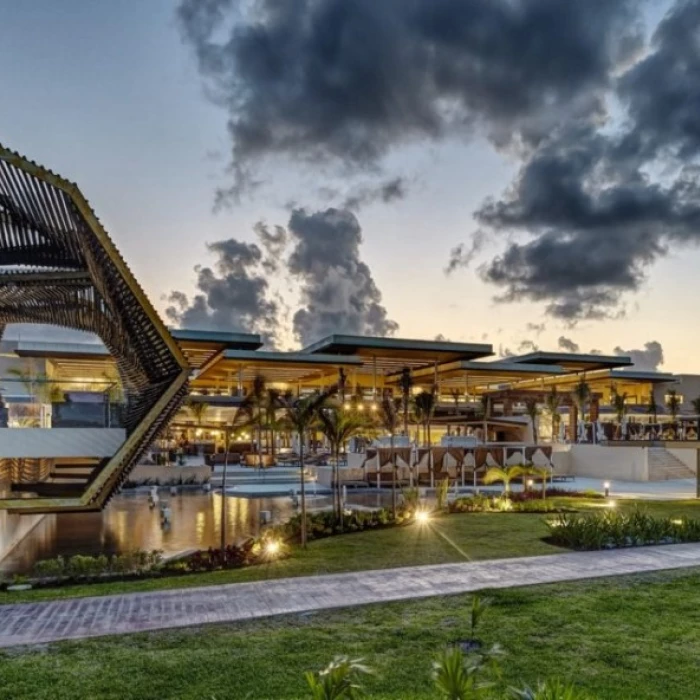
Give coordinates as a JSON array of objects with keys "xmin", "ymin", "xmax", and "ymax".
[{"xmin": 0, "ymin": 144, "xmax": 190, "ymax": 514}]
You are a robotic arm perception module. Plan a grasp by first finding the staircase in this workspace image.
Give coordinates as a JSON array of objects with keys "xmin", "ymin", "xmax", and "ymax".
[
  {"xmin": 647, "ymin": 448, "xmax": 696, "ymax": 481},
  {"xmin": 10, "ymin": 458, "xmax": 110, "ymax": 499}
]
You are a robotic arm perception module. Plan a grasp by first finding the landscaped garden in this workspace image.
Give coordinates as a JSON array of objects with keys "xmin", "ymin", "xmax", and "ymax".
[
  {"xmin": 4, "ymin": 497, "xmax": 700, "ymax": 605},
  {"xmin": 2, "ymin": 568, "xmax": 700, "ymax": 699}
]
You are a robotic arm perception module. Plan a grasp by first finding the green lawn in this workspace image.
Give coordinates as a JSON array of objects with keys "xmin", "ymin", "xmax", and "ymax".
[
  {"xmin": 2, "ymin": 568, "xmax": 700, "ymax": 699},
  {"xmin": 3, "ymin": 498, "xmax": 700, "ymax": 606}
]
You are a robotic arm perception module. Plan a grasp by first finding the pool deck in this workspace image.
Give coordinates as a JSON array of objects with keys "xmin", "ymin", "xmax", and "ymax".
[{"xmin": 2, "ymin": 543, "xmax": 700, "ymax": 648}]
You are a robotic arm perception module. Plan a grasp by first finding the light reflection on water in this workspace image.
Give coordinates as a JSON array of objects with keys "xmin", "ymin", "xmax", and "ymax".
[{"xmin": 1, "ymin": 489, "xmax": 394, "ymax": 575}]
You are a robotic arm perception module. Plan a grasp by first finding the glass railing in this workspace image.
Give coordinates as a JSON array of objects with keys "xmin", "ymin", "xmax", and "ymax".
[{"xmin": 0, "ymin": 378, "xmax": 125, "ymax": 428}]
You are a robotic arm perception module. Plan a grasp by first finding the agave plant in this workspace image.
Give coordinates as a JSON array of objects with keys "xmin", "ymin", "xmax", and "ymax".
[
  {"xmin": 433, "ymin": 645, "xmax": 502, "ymax": 700},
  {"xmin": 305, "ymin": 656, "xmax": 372, "ymax": 699},
  {"xmin": 510, "ymin": 678, "xmax": 592, "ymax": 699}
]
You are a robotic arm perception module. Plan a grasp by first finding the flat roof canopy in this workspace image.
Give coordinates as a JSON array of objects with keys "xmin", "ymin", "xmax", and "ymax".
[
  {"xmin": 503, "ymin": 351, "xmax": 632, "ymax": 372},
  {"xmin": 395, "ymin": 360, "xmax": 566, "ymax": 389},
  {"xmin": 301, "ymin": 334, "xmax": 493, "ymax": 375},
  {"xmin": 195, "ymin": 349, "xmax": 364, "ymax": 385}
]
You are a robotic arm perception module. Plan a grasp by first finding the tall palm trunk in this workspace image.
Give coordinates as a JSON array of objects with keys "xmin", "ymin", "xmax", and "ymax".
[
  {"xmin": 220, "ymin": 428, "xmax": 230, "ymax": 550},
  {"xmin": 391, "ymin": 433, "xmax": 397, "ymax": 518},
  {"xmin": 336, "ymin": 443, "xmax": 344, "ymax": 529},
  {"xmin": 299, "ymin": 433, "xmax": 307, "ymax": 547}
]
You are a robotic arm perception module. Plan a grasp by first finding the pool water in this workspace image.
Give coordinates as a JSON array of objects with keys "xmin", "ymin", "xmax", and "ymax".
[{"xmin": 1, "ymin": 489, "xmax": 395, "ymax": 575}]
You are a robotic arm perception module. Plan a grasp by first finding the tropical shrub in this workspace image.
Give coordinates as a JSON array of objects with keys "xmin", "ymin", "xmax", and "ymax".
[
  {"xmin": 305, "ymin": 656, "xmax": 372, "ymax": 699},
  {"xmin": 274, "ymin": 507, "xmax": 412, "ymax": 543},
  {"xmin": 31, "ymin": 549, "xmax": 163, "ymax": 580},
  {"xmin": 436, "ymin": 478, "xmax": 450, "ymax": 510},
  {"xmin": 546, "ymin": 509, "xmax": 700, "ymax": 550},
  {"xmin": 449, "ymin": 496, "xmax": 571, "ymax": 515}
]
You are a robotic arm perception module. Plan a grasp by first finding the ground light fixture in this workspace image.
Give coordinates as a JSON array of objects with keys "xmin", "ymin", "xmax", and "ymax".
[
  {"xmin": 265, "ymin": 540, "xmax": 281, "ymax": 556},
  {"xmin": 526, "ymin": 479, "xmax": 534, "ymax": 490},
  {"xmin": 607, "ymin": 499, "xmax": 617, "ymax": 508},
  {"xmin": 603, "ymin": 481, "xmax": 611, "ymax": 498},
  {"xmin": 415, "ymin": 510, "xmax": 431, "ymax": 524}
]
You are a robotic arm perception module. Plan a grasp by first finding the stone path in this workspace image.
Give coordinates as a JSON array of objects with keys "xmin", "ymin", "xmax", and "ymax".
[{"xmin": 2, "ymin": 543, "xmax": 700, "ymax": 648}]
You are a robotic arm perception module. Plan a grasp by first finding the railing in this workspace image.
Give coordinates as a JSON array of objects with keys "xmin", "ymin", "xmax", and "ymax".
[{"xmin": 0, "ymin": 378, "xmax": 125, "ymax": 429}]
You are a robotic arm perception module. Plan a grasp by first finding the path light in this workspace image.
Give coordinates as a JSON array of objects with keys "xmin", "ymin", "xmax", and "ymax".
[
  {"xmin": 607, "ymin": 499, "xmax": 617, "ymax": 509},
  {"xmin": 343, "ymin": 402, "xmax": 351, "ymax": 411},
  {"xmin": 357, "ymin": 403, "xmax": 364, "ymax": 411},
  {"xmin": 415, "ymin": 510, "xmax": 431, "ymax": 524},
  {"xmin": 265, "ymin": 540, "xmax": 281, "ymax": 556},
  {"xmin": 672, "ymin": 518, "xmax": 683, "ymax": 525},
  {"xmin": 603, "ymin": 481, "xmax": 610, "ymax": 498},
  {"xmin": 370, "ymin": 402, "xmax": 377, "ymax": 411},
  {"xmin": 526, "ymin": 479, "xmax": 534, "ymax": 490}
]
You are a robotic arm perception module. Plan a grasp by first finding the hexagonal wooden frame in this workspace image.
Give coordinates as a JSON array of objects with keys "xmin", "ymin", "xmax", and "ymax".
[{"xmin": 0, "ymin": 145, "xmax": 190, "ymax": 513}]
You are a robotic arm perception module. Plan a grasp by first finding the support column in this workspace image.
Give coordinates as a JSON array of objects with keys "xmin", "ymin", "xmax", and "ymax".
[{"xmin": 569, "ymin": 404, "xmax": 578, "ymax": 443}]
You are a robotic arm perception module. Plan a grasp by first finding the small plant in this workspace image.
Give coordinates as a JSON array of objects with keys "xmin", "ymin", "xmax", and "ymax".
[
  {"xmin": 433, "ymin": 645, "xmax": 502, "ymax": 699},
  {"xmin": 305, "ymin": 656, "xmax": 372, "ymax": 699},
  {"xmin": 436, "ymin": 477, "xmax": 450, "ymax": 510},
  {"xmin": 469, "ymin": 595, "xmax": 492, "ymax": 642},
  {"xmin": 401, "ymin": 486, "xmax": 421, "ymax": 510},
  {"xmin": 510, "ymin": 678, "xmax": 592, "ymax": 699}
]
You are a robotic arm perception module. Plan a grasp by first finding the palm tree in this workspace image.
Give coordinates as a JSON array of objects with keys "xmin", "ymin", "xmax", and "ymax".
[
  {"xmin": 377, "ymin": 396, "xmax": 402, "ymax": 517},
  {"xmin": 612, "ymin": 390, "xmax": 628, "ymax": 439},
  {"xmin": 318, "ymin": 405, "xmax": 368, "ymax": 523},
  {"xmin": 186, "ymin": 398, "xmax": 210, "ymax": 428},
  {"xmin": 691, "ymin": 397, "xmax": 700, "ymax": 440},
  {"xmin": 648, "ymin": 391, "xmax": 658, "ymax": 425},
  {"xmin": 283, "ymin": 388, "xmax": 335, "ymax": 547},
  {"xmin": 413, "ymin": 389, "xmax": 437, "ymax": 447},
  {"xmin": 527, "ymin": 465, "xmax": 551, "ymax": 499},
  {"xmin": 571, "ymin": 379, "xmax": 591, "ymax": 441},
  {"xmin": 544, "ymin": 387, "xmax": 561, "ymax": 441},
  {"xmin": 483, "ymin": 465, "xmax": 528, "ymax": 495},
  {"xmin": 666, "ymin": 389, "xmax": 681, "ymax": 437},
  {"xmin": 398, "ymin": 367, "xmax": 413, "ymax": 437},
  {"xmin": 524, "ymin": 397, "xmax": 540, "ymax": 444},
  {"xmin": 448, "ymin": 388, "xmax": 462, "ymax": 416}
]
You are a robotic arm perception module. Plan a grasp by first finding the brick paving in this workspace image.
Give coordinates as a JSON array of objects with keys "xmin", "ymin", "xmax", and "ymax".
[{"xmin": 2, "ymin": 543, "xmax": 700, "ymax": 648}]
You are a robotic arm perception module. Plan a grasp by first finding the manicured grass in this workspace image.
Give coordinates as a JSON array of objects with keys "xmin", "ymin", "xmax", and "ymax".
[
  {"xmin": 2, "ymin": 568, "xmax": 700, "ymax": 699},
  {"xmin": 3, "ymin": 498, "xmax": 700, "ymax": 605}
]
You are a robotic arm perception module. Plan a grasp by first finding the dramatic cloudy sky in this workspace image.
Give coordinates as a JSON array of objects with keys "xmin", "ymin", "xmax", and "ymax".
[{"xmin": 2, "ymin": 0, "xmax": 699, "ymax": 371}]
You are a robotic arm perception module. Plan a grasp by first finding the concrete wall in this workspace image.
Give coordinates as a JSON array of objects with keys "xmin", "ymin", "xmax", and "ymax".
[
  {"xmin": 0, "ymin": 428, "xmax": 125, "ymax": 458},
  {"xmin": 0, "ymin": 464, "xmax": 45, "ymax": 568},
  {"xmin": 565, "ymin": 445, "xmax": 649, "ymax": 481}
]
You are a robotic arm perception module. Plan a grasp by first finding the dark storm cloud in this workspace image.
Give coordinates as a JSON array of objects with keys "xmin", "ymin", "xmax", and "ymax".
[
  {"xmin": 445, "ymin": 230, "xmax": 488, "ymax": 274},
  {"xmin": 166, "ymin": 238, "xmax": 279, "ymax": 345},
  {"xmin": 342, "ymin": 177, "xmax": 407, "ymax": 211},
  {"xmin": 253, "ymin": 221, "xmax": 288, "ymax": 272},
  {"xmin": 618, "ymin": 0, "xmax": 700, "ymax": 161},
  {"xmin": 287, "ymin": 207, "xmax": 398, "ymax": 346},
  {"xmin": 177, "ymin": 0, "xmax": 643, "ymax": 196},
  {"xmin": 558, "ymin": 336, "xmax": 580, "ymax": 353},
  {"xmin": 526, "ymin": 322, "xmax": 546, "ymax": 336},
  {"xmin": 475, "ymin": 119, "xmax": 700, "ymax": 321},
  {"xmin": 446, "ymin": 0, "xmax": 700, "ymax": 322},
  {"xmin": 613, "ymin": 340, "xmax": 664, "ymax": 371}
]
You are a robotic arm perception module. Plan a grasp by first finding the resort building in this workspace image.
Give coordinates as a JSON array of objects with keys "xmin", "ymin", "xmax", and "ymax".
[{"xmin": 2, "ymin": 144, "xmax": 699, "ymax": 566}]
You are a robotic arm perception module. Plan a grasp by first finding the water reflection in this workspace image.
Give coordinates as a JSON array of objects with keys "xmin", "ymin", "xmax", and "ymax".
[{"xmin": 1, "ymin": 490, "xmax": 394, "ymax": 574}]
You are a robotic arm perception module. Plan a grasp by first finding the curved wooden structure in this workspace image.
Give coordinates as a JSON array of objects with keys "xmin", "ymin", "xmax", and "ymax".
[{"xmin": 0, "ymin": 145, "xmax": 189, "ymax": 513}]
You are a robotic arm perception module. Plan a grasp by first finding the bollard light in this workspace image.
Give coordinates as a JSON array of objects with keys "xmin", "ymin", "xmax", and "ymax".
[{"xmin": 603, "ymin": 481, "xmax": 610, "ymax": 498}]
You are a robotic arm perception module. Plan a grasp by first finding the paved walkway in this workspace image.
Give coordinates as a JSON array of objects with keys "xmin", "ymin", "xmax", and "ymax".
[{"xmin": 2, "ymin": 544, "xmax": 700, "ymax": 648}]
